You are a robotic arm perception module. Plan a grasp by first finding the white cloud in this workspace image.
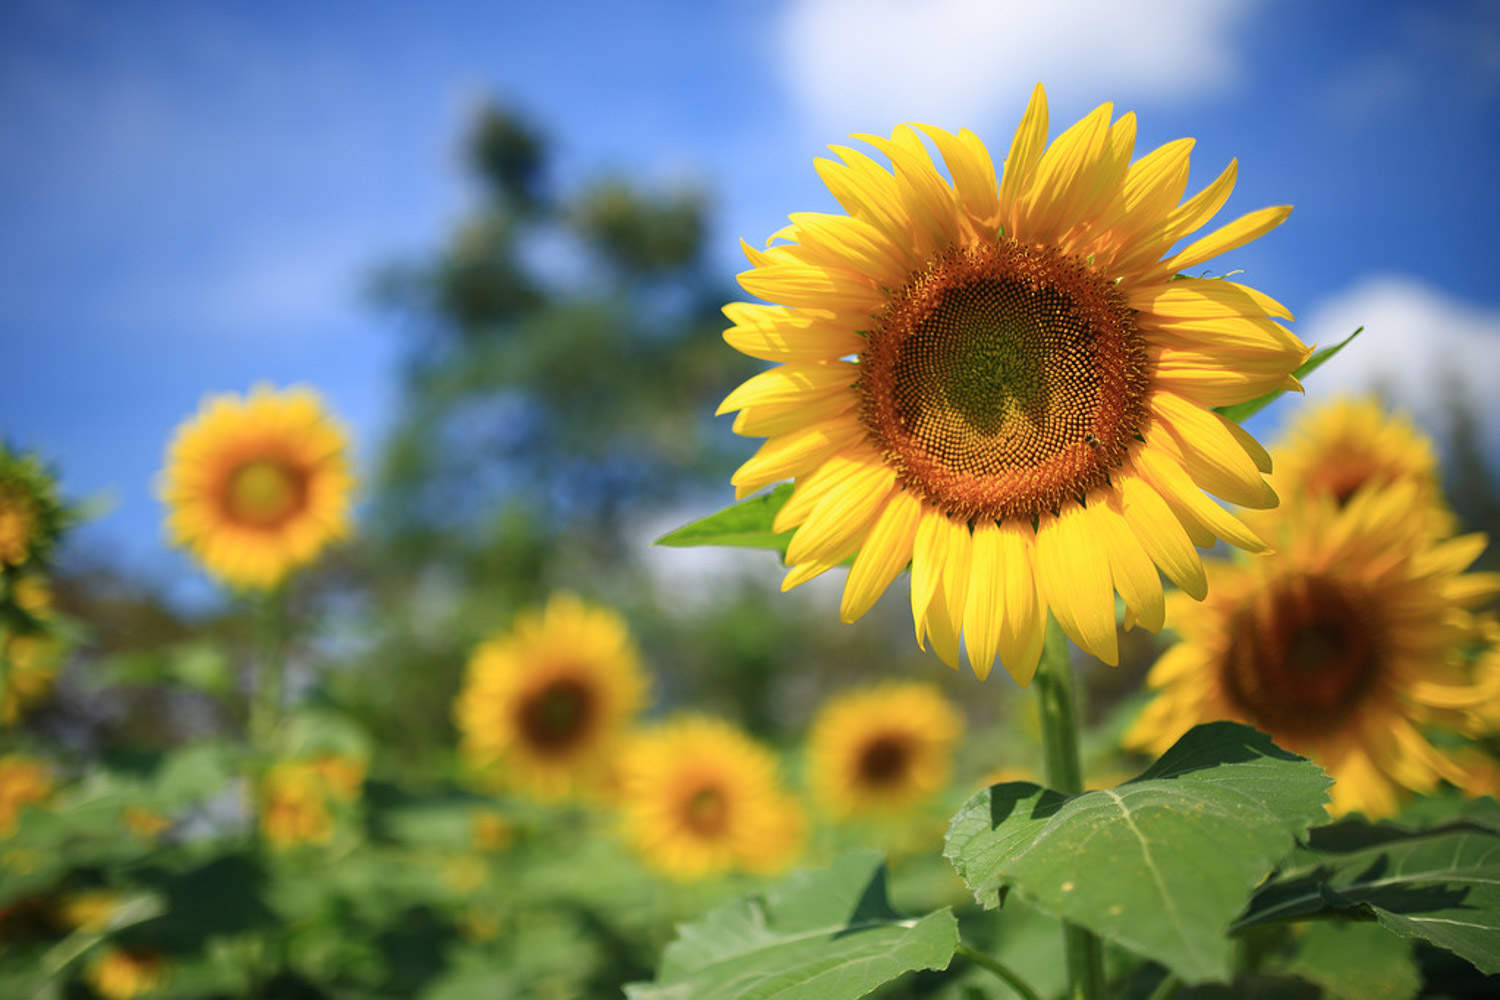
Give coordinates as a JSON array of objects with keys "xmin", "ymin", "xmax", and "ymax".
[
  {"xmin": 1283, "ymin": 275, "xmax": 1500, "ymax": 453},
  {"xmin": 775, "ymin": 0, "xmax": 1258, "ymax": 130}
]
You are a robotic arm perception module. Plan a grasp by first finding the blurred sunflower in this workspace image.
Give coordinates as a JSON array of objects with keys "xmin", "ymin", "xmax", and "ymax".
[
  {"xmin": 2, "ymin": 576, "xmax": 62, "ymax": 725},
  {"xmin": 453, "ymin": 593, "xmax": 646, "ymax": 800},
  {"xmin": 0, "ymin": 446, "xmax": 65, "ymax": 573},
  {"xmin": 87, "ymin": 947, "xmax": 167, "ymax": 1000},
  {"xmin": 1126, "ymin": 483, "xmax": 1500, "ymax": 817},
  {"xmin": 0, "ymin": 755, "xmax": 50, "ymax": 836},
  {"xmin": 259, "ymin": 760, "xmax": 334, "ymax": 848},
  {"xmin": 160, "ymin": 385, "xmax": 353, "ymax": 590},
  {"xmin": 618, "ymin": 716, "xmax": 804, "ymax": 880},
  {"xmin": 719, "ymin": 83, "xmax": 1308, "ymax": 683},
  {"xmin": 1270, "ymin": 395, "xmax": 1453, "ymax": 534},
  {"xmin": 807, "ymin": 682, "xmax": 962, "ymax": 818}
]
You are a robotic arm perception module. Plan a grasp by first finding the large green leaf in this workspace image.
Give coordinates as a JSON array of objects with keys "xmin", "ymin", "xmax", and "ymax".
[
  {"xmin": 944, "ymin": 723, "xmax": 1330, "ymax": 984},
  {"xmin": 625, "ymin": 851, "xmax": 958, "ymax": 1000},
  {"xmin": 1215, "ymin": 326, "xmax": 1362, "ymax": 424},
  {"xmin": 654, "ymin": 484, "xmax": 793, "ymax": 553},
  {"xmin": 1235, "ymin": 815, "xmax": 1500, "ymax": 974}
]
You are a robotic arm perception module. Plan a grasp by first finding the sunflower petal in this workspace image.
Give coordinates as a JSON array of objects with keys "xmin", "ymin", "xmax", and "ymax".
[{"xmin": 841, "ymin": 489, "xmax": 922, "ymax": 623}]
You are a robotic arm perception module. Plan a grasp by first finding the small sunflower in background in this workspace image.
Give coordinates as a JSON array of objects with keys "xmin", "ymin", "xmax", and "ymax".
[
  {"xmin": 0, "ymin": 754, "xmax": 50, "ymax": 836},
  {"xmin": 453, "ymin": 593, "xmax": 646, "ymax": 801},
  {"xmin": 807, "ymin": 682, "xmax": 962, "ymax": 819},
  {"xmin": 160, "ymin": 385, "xmax": 353, "ymax": 591},
  {"xmin": 2, "ymin": 577, "xmax": 63, "ymax": 725},
  {"xmin": 86, "ymin": 947, "xmax": 167, "ymax": 1000},
  {"xmin": 0, "ymin": 446, "xmax": 66, "ymax": 576},
  {"xmin": 617, "ymin": 716, "xmax": 804, "ymax": 880},
  {"xmin": 717, "ymin": 82, "xmax": 1308, "ymax": 684},
  {"xmin": 1269, "ymin": 395, "xmax": 1454, "ymax": 534},
  {"xmin": 1126, "ymin": 482, "xmax": 1500, "ymax": 818},
  {"xmin": 258, "ymin": 760, "xmax": 334, "ymax": 848}
]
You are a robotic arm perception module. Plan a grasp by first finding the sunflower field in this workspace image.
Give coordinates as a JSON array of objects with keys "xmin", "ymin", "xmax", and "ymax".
[{"xmin": 6, "ymin": 70, "xmax": 1500, "ymax": 1000}]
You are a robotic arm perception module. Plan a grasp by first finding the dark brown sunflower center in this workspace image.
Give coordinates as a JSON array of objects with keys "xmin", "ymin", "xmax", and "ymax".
[
  {"xmin": 516, "ymin": 676, "xmax": 596, "ymax": 754},
  {"xmin": 855, "ymin": 733, "xmax": 914, "ymax": 788},
  {"xmin": 224, "ymin": 459, "xmax": 306, "ymax": 527},
  {"xmin": 857, "ymin": 239, "xmax": 1149, "ymax": 522},
  {"xmin": 1221, "ymin": 574, "xmax": 1382, "ymax": 737},
  {"xmin": 682, "ymin": 784, "xmax": 729, "ymax": 836},
  {"xmin": 1306, "ymin": 451, "xmax": 1380, "ymax": 507}
]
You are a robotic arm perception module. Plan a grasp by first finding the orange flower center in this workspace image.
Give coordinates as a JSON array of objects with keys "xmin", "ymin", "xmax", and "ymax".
[
  {"xmin": 0, "ymin": 485, "xmax": 37, "ymax": 567},
  {"xmin": 1221, "ymin": 574, "xmax": 1382, "ymax": 736},
  {"xmin": 682, "ymin": 784, "xmax": 730, "ymax": 836},
  {"xmin": 854, "ymin": 732, "xmax": 914, "ymax": 788},
  {"xmin": 516, "ymin": 676, "xmax": 596, "ymax": 755},
  {"xmin": 857, "ymin": 239, "xmax": 1149, "ymax": 522},
  {"xmin": 224, "ymin": 459, "xmax": 305, "ymax": 527}
]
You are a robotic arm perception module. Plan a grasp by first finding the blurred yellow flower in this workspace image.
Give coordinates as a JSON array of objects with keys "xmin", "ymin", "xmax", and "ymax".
[
  {"xmin": 87, "ymin": 947, "xmax": 167, "ymax": 1000},
  {"xmin": 1127, "ymin": 483, "xmax": 1500, "ymax": 817},
  {"xmin": 1270, "ymin": 395, "xmax": 1453, "ymax": 534},
  {"xmin": 310, "ymin": 754, "xmax": 366, "ymax": 802},
  {"xmin": 1, "ymin": 632, "xmax": 60, "ymax": 725},
  {"xmin": 471, "ymin": 809, "xmax": 513, "ymax": 852},
  {"xmin": 160, "ymin": 385, "xmax": 353, "ymax": 590},
  {"xmin": 0, "ymin": 755, "xmax": 51, "ymax": 835},
  {"xmin": 453, "ymin": 593, "xmax": 646, "ymax": 800},
  {"xmin": 618, "ymin": 716, "xmax": 803, "ymax": 880},
  {"xmin": 718, "ymin": 83, "xmax": 1306, "ymax": 682},
  {"xmin": 59, "ymin": 890, "xmax": 122, "ymax": 933},
  {"xmin": 259, "ymin": 761, "xmax": 334, "ymax": 848},
  {"xmin": 807, "ymin": 682, "xmax": 962, "ymax": 818},
  {"xmin": 122, "ymin": 806, "xmax": 171, "ymax": 840}
]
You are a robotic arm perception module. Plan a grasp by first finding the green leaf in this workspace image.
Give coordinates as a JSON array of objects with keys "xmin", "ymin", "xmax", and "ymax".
[
  {"xmin": 1278, "ymin": 921, "xmax": 1419, "ymax": 1000},
  {"xmin": 1235, "ymin": 815, "xmax": 1500, "ymax": 974},
  {"xmin": 944, "ymin": 722, "xmax": 1330, "ymax": 984},
  {"xmin": 1215, "ymin": 325, "xmax": 1363, "ymax": 424},
  {"xmin": 654, "ymin": 485, "xmax": 794, "ymax": 554},
  {"xmin": 626, "ymin": 850, "xmax": 959, "ymax": 1000}
]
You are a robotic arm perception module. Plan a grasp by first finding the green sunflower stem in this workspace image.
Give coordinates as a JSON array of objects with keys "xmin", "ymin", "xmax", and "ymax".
[
  {"xmin": 954, "ymin": 943, "xmax": 1043, "ymax": 1000},
  {"xmin": 1034, "ymin": 615, "xmax": 1105, "ymax": 1000},
  {"xmin": 249, "ymin": 584, "xmax": 289, "ymax": 753}
]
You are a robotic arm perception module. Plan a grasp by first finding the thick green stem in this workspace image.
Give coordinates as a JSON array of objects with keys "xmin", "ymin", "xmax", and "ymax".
[
  {"xmin": 954, "ymin": 942, "xmax": 1043, "ymax": 1000},
  {"xmin": 249, "ymin": 586, "xmax": 288, "ymax": 752},
  {"xmin": 1033, "ymin": 616, "xmax": 1105, "ymax": 1000}
]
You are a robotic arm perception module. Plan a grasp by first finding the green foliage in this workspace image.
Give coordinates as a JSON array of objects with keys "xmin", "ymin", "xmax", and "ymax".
[
  {"xmin": 1277, "ymin": 921, "xmax": 1419, "ymax": 1000},
  {"xmin": 1236, "ymin": 811, "xmax": 1500, "ymax": 974},
  {"xmin": 626, "ymin": 851, "xmax": 958, "ymax": 1000},
  {"xmin": 1215, "ymin": 325, "xmax": 1362, "ymax": 424},
  {"xmin": 944, "ymin": 723, "xmax": 1331, "ymax": 983},
  {"xmin": 655, "ymin": 484, "xmax": 794, "ymax": 553}
]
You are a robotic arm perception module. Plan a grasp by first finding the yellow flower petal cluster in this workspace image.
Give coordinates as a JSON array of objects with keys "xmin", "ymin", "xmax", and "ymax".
[
  {"xmin": 807, "ymin": 682, "xmax": 962, "ymax": 818},
  {"xmin": 1270, "ymin": 395, "xmax": 1454, "ymax": 535},
  {"xmin": 718, "ymin": 83, "xmax": 1308, "ymax": 684},
  {"xmin": 1126, "ymin": 483, "xmax": 1500, "ymax": 817},
  {"xmin": 618, "ymin": 716, "xmax": 804, "ymax": 880},
  {"xmin": 0, "ymin": 755, "xmax": 51, "ymax": 836},
  {"xmin": 453, "ymin": 593, "xmax": 646, "ymax": 801},
  {"xmin": 259, "ymin": 760, "xmax": 337, "ymax": 848},
  {"xmin": 87, "ymin": 947, "xmax": 167, "ymax": 1000},
  {"xmin": 160, "ymin": 385, "xmax": 353, "ymax": 590}
]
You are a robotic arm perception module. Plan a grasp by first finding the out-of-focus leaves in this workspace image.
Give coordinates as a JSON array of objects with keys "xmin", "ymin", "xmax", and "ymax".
[
  {"xmin": 1216, "ymin": 326, "xmax": 1362, "ymax": 424},
  {"xmin": 1236, "ymin": 815, "xmax": 1500, "ymax": 974},
  {"xmin": 626, "ymin": 851, "xmax": 958, "ymax": 1000},
  {"xmin": 945, "ymin": 723, "xmax": 1330, "ymax": 984},
  {"xmin": 573, "ymin": 180, "xmax": 706, "ymax": 276},
  {"xmin": 1278, "ymin": 921, "xmax": 1419, "ymax": 1000},
  {"xmin": 655, "ymin": 485, "xmax": 794, "ymax": 553}
]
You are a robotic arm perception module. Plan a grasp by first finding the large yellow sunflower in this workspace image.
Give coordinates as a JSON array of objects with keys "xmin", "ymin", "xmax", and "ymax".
[
  {"xmin": 453, "ymin": 593, "xmax": 646, "ymax": 800},
  {"xmin": 1125, "ymin": 483, "xmax": 1500, "ymax": 817},
  {"xmin": 160, "ymin": 385, "xmax": 353, "ymax": 590},
  {"xmin": 718, "ymin": 84, "xmax": 1309, "ymax": 684},
  {"xmin": 807, "ymin": 681, "xmax": 962, "ymax": 818},
  {"xmin": 1269, "ymin": 395, "xmax": 1454, "ymax": 534},
  {"xmin": 617, "ymin": 715, "xmax": 804, "ymax": 880}
]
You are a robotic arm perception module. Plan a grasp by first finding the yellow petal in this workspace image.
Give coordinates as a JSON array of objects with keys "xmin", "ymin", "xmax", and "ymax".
[
  {"xmin": 773, "ymin": 450, "xmax": 887, "ymax": 533},
  {"xmin": 716, "ymin": 362, "xmax": 856, "ymax": 415},
  {"xmin": 1164, "ymin": 205, "xmax": 1293, "ymax": 274},
  {"xmin": 995, "ymin": 521, "xmax": 1046, "ymax": 686},
  {"xmin": 910, "ymin": 506, "xmax": 951, "ymax": 645},
  {"xmin": 963, "ymin": 520, "xmax": 1003, "ymax": 681},
  {"xmin": 730, "ymin": 417, "xmax": 865, "ymax": 497},
  {"xmin": 999, "ymin": 82, "xmax": 1049, "ymax": 229},
  {"xmin": 1088, "ymin": 498, "xmax": 1165, "ymax": 634},
  {"xmin": 841, "ymin": 489, "xmax": 921, "ymax": 623},
  {"xmin": 1150, "ymin": 393, "xmax": 1277, "ymax": 509},
  {"xmin": 1134, "ymin": 447, "xmax": 1268, "ymax": 553},
  {"xmin": 1036, "ymin": 503, "xmax": 1118, "ymax": 665},
  {"xmin": 1116, "ymin": 475, "xmax": 1207, "ymax": 599},
  {"xmin": 784, "ymin": 462, "xmax": 896, "ymax": 564}
]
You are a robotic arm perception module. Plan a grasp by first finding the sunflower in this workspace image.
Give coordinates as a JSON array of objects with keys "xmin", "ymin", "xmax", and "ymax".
[
  {"xmin": 453, "ymin": 593, "xmax": 646, "ymax": 800},
  {"xmin": 807, "ymin": 682, "xmax": 962, "ymax": 818},
  {"xmin": 160, "ymin": 385, "xmax": 353, "ymax": 590},
  {"xmin": 86, "ymin": 947, "xmax": 167, "ymax": 1000},
  {"xmin": 717, "ymin": 84, "xmax": 1308, "ymax": 683},
  {"xmin": 617, "ymin": 715, "xmax": 804, "ymax": 880},
  {"xmin": 259, "ymin": 760, "xmax": 334, "ymax": 848},
  {"xmin": 1125, "ymin": 483, "xmax": 1500, "ymax": 817},
  {"xmin": 1269, "ymin": 395, "xmax": 1453, "ymax": 534},
  {"xmin": 0, "ymin": 755, "xmax": 51, "ymax": 836},
  {"xmin": 0, "ymin": 446, "xmax": 66, "ymax": 574}
]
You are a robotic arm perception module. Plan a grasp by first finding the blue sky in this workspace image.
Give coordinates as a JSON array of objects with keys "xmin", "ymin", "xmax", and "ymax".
[{"xmin": 3, "ymin": 0, "xmax": 1498, "ymax": 595}]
